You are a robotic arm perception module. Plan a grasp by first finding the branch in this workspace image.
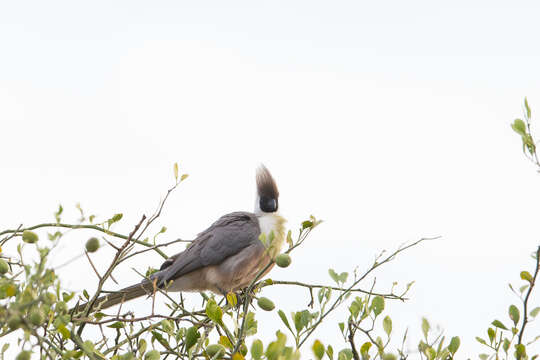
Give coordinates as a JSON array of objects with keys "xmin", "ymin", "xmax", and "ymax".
[
  {"xmin": 0, "ymin": 223, "xmax": 168, "ymax": 259},
  {"xmin": 517, "ymin": 246, "xmax": 540, "ymax": 345},
  {"xmin": 260, "ymin": 280, "xmax": 407, "ymax": 301}
]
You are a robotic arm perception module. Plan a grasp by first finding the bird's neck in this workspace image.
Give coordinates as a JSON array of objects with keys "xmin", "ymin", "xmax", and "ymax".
[{"xmin": 257, "ymin": 212, "xmax": 287, "ymax": 257}]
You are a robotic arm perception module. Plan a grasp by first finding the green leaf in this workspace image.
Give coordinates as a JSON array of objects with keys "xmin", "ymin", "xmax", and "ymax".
[
  {"xmin": 244, "ymin": 311, "xmax": 258, "ymax": 336},
  {"xmin": 278, "ymin": 310, "xmax": 293, "ymax": 333},
  {"xmin": 372, "ymin": 296, "xmax": 385, "ymax": 316},
  {"xmin": 448, "ymin": 336, "xmax": 460, "ymax": 355},
  {"xmin": 138, "ymin": 339, "xmax": 147, "ymax": 356},
  {"xmin": 205, "ymin": 298, "xmax": 223, "ymax": 324},
  {"xmin": 107, "ymin": 321, "xmax": 125, "ymax": 329},
  {"xmin": 328, "ymin": 269, "xmax": 340, "ymax": 284},
  {"xmin": 55, "ymin": 204, "xmax": 63, "ymax": 223},
  {"xmin": 476, "ymin": 337, "xmax": 487, "ymax": 345},
  {"xmin": 302, "ymin": 221, "xmax": 313, "ymax": 229},
  {"xmin": 509, "ymin": 305, "xmax": 520, "ymax": 326},
  {"xmin": 383, "ymin": 315, "xmax": 392, "ymax": 336},
  {"xmin": 338, "ymin": 272, "xmax": 348, "ymax": 283},
  {"xmin": 144, "ymin": 350, "xmax": 160, "ymax": 360},
  {"xmin": 107, "ymin": 213, "xmax": 123, "ymax": 227},
  {"xmin": 227, "ymin": 292, "xmax": 237, "ymax": 307},
  {"xmin": 326, "ymin": 345, "xmax": 334, "ymax": 360},
  {"xmin": 491, "ymin": 320, "xmax": 508, "ymax": 330},
  {"xmin": 479, "ymin": 354, "xmax": 488, "ymax": 360},
  {"xmin": 525, "ymin": 97, "xmax": 531, "ymax": 119},
  {"xmin": 312, "ymin": 340, "xmax": 325, "ymax": 360},
  {"xmin": 424, "ymin": 347, "xmax": 436, "ymax": 360},
  {"xmin": 184, "ymin": 326, "xmax": 200, "ymax": 351},
  {"xmin": 530, "ymin": 306, "xmax": 540, "ymax": 318},
  {"xmin": 360, "ymin": 342, "xmax": 371, "ymax": 356},
  {"xmin": 219, "ymin": 335, "xmax": 232, "ymax": 349},
  {"xmin": 251, "ymin": 339, "xmax": 263, "ymax": 360},
  {"xmin": 338, "ymin": 349, "xmax": 353, "ymax": 360},
  {"xmin": 57, "ymin": 324, "xmax": 71, "ymax": 340},
  {"xmin": 516, "ymin": 343, "xmax": 526, "ymax": 359},
  {"xmin": 512, "ymin": 119, "xmax": 527, "ymax": 136},
  {"xmin": 520, "ymin": 271, "xmax": 533, "ymax": 283},
  {"xmin": 294, "ymin": 310, "xmax": 310, "ymax": 332},
  {"xmin": 487, "ymin": 328, "xmax": 495, "ymax": 344},
  {"xmin": 503, "ymin": 338, "xmax": 510, "ymax": 352},
  {"xmin": 421, "ymin": 318, "xmax": 430, "ymax": 339}
]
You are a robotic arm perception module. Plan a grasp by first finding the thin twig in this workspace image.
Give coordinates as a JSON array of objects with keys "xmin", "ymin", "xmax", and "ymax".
[{"xmin": 517, "ymin": 246, "xmax": 540, "ymax": 345}]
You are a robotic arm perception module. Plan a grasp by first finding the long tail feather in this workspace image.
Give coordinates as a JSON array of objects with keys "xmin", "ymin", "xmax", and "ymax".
[{"xmin": 76, "ymin": 281, "xmax": 155, "ymax": 313}]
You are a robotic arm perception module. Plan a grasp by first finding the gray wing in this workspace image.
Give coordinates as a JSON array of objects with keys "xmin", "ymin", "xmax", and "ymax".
[{"xmin": 156, "ymin": 211, "xmax": 261, "ymax": 286}]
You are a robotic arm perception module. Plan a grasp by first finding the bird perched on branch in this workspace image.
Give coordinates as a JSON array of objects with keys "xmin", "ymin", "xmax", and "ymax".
[{"xmin": 81, "ymin": 165, "xmax": 286, "ymax": 311}]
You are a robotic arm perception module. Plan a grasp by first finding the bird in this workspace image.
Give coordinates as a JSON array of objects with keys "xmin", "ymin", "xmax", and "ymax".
[{"xmin": 80, "ymin": 165, "xmax": 286, "ymax": 311}]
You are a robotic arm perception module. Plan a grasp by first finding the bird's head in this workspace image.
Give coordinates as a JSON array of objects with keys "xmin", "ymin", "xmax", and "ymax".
[{"xmin": 255, "ymin": 165, "xmax": 279, "ymax": 214}]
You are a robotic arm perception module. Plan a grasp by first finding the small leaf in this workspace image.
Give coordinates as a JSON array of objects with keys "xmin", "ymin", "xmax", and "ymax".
[
  {"xmin": 312, "ymin": 340, "xmax": 325, "ymax": 360},
  {"xmin": 525, "ymin": 97, "xmax": 531, "ymax": 119},
  {"xmin": 503, "ymin": 338, "xmax": 510, "ymax": 352},
  {"xmin": 181, "ymin": 174, "xmax": 189, "ymax": 181},
  {"xmin": 326, "ymin": 345, "xmax": 334, "ymax": 360},
  {"xmin": 516, "ymin": 343, "xmax": 526, "ymax": 358},
  {"xmin": 383, "ymin": 315, "xmax": 392, "ymax": 336},
  {"xmin": 205, "ymin": 299, "xmax": 223, "ymax": 324},
  {"xmin": 487, "ymin": 328, "xmax": 495, "ymax": 344},
  {"xmin": 145, "ymin": 350, "xmax": 160, "ymax": 360},
  {"xmin": 107, "ymin": 321, "xmax": 125, "ymax": 329},
  {"xmin": 57, "ymin": 324, "xmax": 71, "ymax": 340},
  {"xmin": 174, "ymin": 163, "xmax": 179, "ymax": 180},
  {"xmin": 338, "ymin": 349, "xmax": 353, "ymax": 360},
  {"xmin": 184, "ymin": 326, "xmax": 200, "ymax": 351},
  {"xmin": 138, "ymin": 339, "xmax": 147, "ymax": 355},
  {"xmin": 328, "ymin": 269, "xmax": 340, "ymax": 284},
  {"xmin": 232, "ymin": 353, "xmax": 245, "ymax": 360},
  {"xmin": 286, "ymin": 230, "xmax": 293, "ymax": 247},
  {"xmin": 509, "ymin": 305, "xmax": 520, "ymax": 326},
  {"xmin": 512, "ymin": 119, "xmax": 527, "ymax": 136},
  {"xmin": 219, "ymin": 335, "xmax": 232, "ymax": 349},
  {"xmin": 360, "ymin": 342, "xmax": 371, "ymax": 356},
  {"xmin": 448, "ymin": 336, "xmax": 460, "ymax": 355},
  {"xmin": 479, "ymin": 354, "xmax": 488, "ymax": 360},
  {"xmin": 251, "ymin": 339, "xmax": 263, "ymax": 360},
  {"xmin": 422, "ymin": 318, "xmax": 430, "ymax": 339},
  {"xmin": 372, "ymin": 296, "xmax": 385, "ymax": 316},
  {"xmin": 302, "ymin": 221, "xmax": 313, "ymax": 229},
  {"xmin": 520, "ymin": 271, "xmax": 533, "ymax": 283},
  {"xmin": 278, "ymin": 310, "xmax": 292, "ymax": 333},
  {"xmin": 476, "ymin": 337, "xmax": 487, "ymax": 345},
  {"xmin": 226, "ymin": 292, "xmax": 237, "ymax": 307},
  {"xmin": 492, "ymin": 320, "xmax": 508, "ymax": 330},
  {"xmin": 530, "ymin": 307, "xmax": 540, "ymax": 318}
]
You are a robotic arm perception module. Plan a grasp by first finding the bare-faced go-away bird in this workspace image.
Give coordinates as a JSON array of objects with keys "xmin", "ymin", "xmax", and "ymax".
[{"xmin": 82, "ymin": 165, "xmax": 286, "ymax": 311}]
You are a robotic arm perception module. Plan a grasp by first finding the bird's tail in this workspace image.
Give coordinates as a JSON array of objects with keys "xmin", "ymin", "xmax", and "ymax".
[{"xmin": 75, "ymin": 281, "xmax": 155, "ymax": 313}]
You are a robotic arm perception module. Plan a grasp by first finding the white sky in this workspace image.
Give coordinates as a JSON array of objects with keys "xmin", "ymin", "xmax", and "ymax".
[{"xmin": 2, "ymin": 1, "xmax": 540, "ymax": 357}]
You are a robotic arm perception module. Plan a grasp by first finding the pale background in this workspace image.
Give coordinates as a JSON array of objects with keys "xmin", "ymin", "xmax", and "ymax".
[{"xmin": 2, "ymin": 1, "xmax": 540, "ymax": 358}]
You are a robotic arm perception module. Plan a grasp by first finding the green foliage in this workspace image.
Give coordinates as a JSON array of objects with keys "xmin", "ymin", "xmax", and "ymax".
[{"xmin": 1, "ymin": 142, "xmax": 539, "ymax": 360}]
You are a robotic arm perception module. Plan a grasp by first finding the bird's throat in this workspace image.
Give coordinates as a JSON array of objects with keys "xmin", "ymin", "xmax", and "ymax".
[{"xmin": 258, "ymin": 213, "xmax": 287, "ymax": 257}]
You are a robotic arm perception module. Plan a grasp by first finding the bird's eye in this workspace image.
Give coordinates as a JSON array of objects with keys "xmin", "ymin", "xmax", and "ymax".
[{"xmin": 260, "ymin": 197, "xmax": 278, "ymax": 212}]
